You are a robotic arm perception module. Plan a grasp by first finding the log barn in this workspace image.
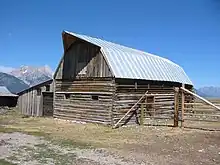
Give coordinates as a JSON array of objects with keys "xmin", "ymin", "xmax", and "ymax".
[
  {"xmin": 17, "ymin": 79, "xmax": 54, "ymax": 116},
  {"xmin": 0, "ymin": 86, "xmax": 18, "ymax": 107},
  {"xmin": 53, "ymin": 31, "xmax": 193, "ymax": 126}
]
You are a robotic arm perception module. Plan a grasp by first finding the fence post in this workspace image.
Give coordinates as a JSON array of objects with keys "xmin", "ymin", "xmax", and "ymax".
[
  {"xmin": 140, "ymin": 103, "xmax": 144, "ymax": 125},
  {"xmin": 174, "ymin": 87, "xmax": 179, "ymax": 127},
  {"xmin": 181, "ymin": 84, "xmax": 185, "ymax": 128}
]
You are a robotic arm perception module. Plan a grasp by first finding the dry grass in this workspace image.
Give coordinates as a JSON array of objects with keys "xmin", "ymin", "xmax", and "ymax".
[
  {"xmin": 0, "ymin": 159, "xmax": 16, "ymax": 165},
  {"xmin": 1, "ymin": 109, "xmax": 220, "ymax": 164},
  {"xmin": 0, "ymin": 109, "xmax": 192, "ymax": 149}
]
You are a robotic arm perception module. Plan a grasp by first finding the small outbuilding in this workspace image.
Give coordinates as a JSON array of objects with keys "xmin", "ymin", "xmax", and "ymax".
[
  {"xmin": 52, "ymin": 31, "xmax": 193, "ymax": 126},
  {"xmin": 17, "ymin": 79, "xmax": 54, "ymax": 116},
  {"xmin": 0, "ymin": 86, "xmax": 18, "ymax": 107}
]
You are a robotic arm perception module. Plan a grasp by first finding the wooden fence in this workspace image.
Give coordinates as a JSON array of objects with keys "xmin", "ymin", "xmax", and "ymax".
[
  {"xmin": 182, "ymin": 97, "xmax": 220, "ymax": 130},
  {"xmin": 115, "ymin": 87, "xmax": 220, "ymax": 130}
]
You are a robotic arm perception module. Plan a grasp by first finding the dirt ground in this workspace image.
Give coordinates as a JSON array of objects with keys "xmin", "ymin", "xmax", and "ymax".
[{"xmin": 0, "ymin": 110, "xmax": 220, "ymax": 165}]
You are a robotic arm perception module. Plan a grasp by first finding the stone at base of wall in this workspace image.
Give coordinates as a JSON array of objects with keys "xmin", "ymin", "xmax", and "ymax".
[{"xmin": 53, "ymin": 118, "xmax": 87, "ymax": 124}]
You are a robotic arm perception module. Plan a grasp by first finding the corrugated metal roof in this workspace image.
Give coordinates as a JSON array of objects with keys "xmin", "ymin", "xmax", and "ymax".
[
  {"xmin": 64, "ymin": 31, "xmax": 193, "ymax": 85},
  {"xmin": 0, "ymin": 86, "xmax": 18, "ymax": 97}
]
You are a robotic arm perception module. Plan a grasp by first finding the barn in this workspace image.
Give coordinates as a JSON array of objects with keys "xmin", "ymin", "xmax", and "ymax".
[
  {"xmin": 53, "ymin": 31, "xmax": 193, "ymax": 127},
  {"xmin": 17, "ymin": 79, "xmax": 54, "ymax": 116},
  {"xmin": 0, "ymin": 86, "xmax": 18, "ymax": 107}
]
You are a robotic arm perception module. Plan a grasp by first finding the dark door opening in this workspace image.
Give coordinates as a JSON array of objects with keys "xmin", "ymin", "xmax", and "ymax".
[{"xmin": 42, "ymin": 92, "xmax": 54, "ymax": 116}]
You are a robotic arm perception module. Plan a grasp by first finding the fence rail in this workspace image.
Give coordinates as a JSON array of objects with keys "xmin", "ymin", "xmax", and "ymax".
[
  {"xmin": 140, "ymin": 88, "xmax": 220, "ymax": 130},
  {"xmin": 113, "ymin": 86, "xmax": 220, "ymax": 130}
]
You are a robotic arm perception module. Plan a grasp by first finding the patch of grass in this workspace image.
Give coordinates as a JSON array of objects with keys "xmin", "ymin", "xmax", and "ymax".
[
  {"xmin": 5, "ymin": 156, "xmax": 18, "ymax": 162},
  {"xmin": 31, "ymin": 143, "xmax": 77, "ymax": 164},
  {"xmin": 0, "ymin": 126, "xmax": 19, "ymax": 133},
  {"xmin": 25, "ymin": 131, "xmax": 49, "ymax": 137},
  {"xmin": 53, "ymin": 138, "xmax": 93, "ymax": 149},
  {"xmin": 0, "ymin": 159, "xmax": 16, "ymax": 165}
]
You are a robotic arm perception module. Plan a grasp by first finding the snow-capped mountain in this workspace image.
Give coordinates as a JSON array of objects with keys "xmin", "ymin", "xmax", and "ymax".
[
  {"xmin": 9, "ymin": 65, "xmax": 53, "ymax": 86},
  {"xmin": 0, "ymin": 72, "xmax": 29, "ymax": 94}
]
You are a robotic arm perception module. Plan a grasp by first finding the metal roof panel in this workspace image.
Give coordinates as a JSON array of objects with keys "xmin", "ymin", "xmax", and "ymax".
[{"xmin": 64, "ymin": 31, "xmax": 193, "ymax": 85}]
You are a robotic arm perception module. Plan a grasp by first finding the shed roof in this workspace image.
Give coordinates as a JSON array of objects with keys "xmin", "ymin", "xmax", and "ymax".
[
  {"xmin": 0, "ymin": 86, "xmax": 18, "ymax": 97},
  {"xmin": 62, "ymin": 31, "xmax": 193, "ymax": 85},
  {"xmin": 17, "ymin": 79, "xmax": 53, "ymax": 95}
]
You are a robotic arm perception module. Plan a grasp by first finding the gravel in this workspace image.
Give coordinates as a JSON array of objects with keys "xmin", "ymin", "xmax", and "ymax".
[{"xmin": 0, "ymin": 132, "xmax": 137, "ymax": 165}]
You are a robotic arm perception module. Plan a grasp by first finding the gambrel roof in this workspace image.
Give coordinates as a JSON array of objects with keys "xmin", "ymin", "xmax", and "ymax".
[{"xmin": 57, "ymin": 31, "xmax": 193, "ymax": 85}]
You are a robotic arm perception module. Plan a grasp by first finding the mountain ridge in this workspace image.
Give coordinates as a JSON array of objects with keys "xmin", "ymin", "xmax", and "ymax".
[
  {"xmin": 0, "ymin": 72, "xmax": 29, "ymax": 94},
  {"xmin": 0, "ymin": 65, "xmax": 53, "ymax": 93},
  {"xmin": 9, "ymin": 65, "xmax": 53, "ymax": 86},
  {"xmin": 0, "ymin": 65, "xmax": 219, "ymax": 97},
  {"xmin": 196, "ymin": 86, "xmax": 220, "ymax": 98}
]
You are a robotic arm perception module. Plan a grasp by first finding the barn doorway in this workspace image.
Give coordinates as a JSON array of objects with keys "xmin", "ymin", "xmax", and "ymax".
[{"xmin": 42, "ymin": 92, "xmax": 54, "ymax": 116}]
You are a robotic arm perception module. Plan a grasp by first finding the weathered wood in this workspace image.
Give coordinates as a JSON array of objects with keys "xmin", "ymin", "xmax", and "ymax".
[
  {"xmin": 57, "ymin": 41, "xmax": 112, "ymax": 80},
  {"xmin": 56, "ymin": 91, "xmax": 113, "ymax": 95},
  {"xmin": 184, "ymin": 118, "xmax": 219, "ymax": 122},
  {"xmin": 181, "ymin": 84, "xmax": 185, "ymax": 127},
  {"xmin": 18, "ymin": 80, "xmax": 53, "ymax": 117},
  {"xmin": 52, "ymin": 42, "xmax": 195, "ymax": 127},
  {"xmin": 43, "ymin": 92, "xmax": 53, "ymax": 116},
  {"xmin": 113, "ymin": 91, "xmax": 148, "ymax": 128},
  {"xmin": 54, "ymin": 78, "xmax": 114, "ymax": 125},
  {"xmin": 140, "ymin": 104, "xmax": 144, "ymax": 125},
  {"xmin": 184, "ymin": 113, "xmax": 220, "ymax": 117},
  {"xmin": 174, "ymin": 88, "xmax": 179, "ymax": 127}
]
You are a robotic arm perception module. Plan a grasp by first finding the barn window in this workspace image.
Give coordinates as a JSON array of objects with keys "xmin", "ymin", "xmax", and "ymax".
[
  {"xmin": 37, "ymin": 88, "xmax": 41, "ymax": 96},
  {"xmin": 135, "ymin": 82, "xmax": 138, "ymax": 89},
  {"xmin": 46, "ymin": 85, "xmax": 50, "ymax": 91},
  {"xmin": 65, "ymin": 93, "xmax": 71, "ymax": 99},
  {"xmin": 91, "ymin": 95, "xmax": 99, "ymax": 100}
]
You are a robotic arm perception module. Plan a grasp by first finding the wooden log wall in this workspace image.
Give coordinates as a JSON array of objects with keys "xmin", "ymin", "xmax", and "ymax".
[
  {"xmin": 112, "ymin": 82, "xmax": 176, "ymax": 126},
  {"xmin": 53, "ymin": 78, "xmax": 115, "ymax": 125}
]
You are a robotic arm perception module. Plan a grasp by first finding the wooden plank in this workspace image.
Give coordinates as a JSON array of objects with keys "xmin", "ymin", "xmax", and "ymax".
[
  {"xmin": 184, "ymin": 118, "xmax": 219, "ymax": 122},
  {"xmin": 56, "ymin": 91, "xmax": 113, "ymax": 95},
  {"xmin": 184, "ymin": 108, "xmax": 219, "ymax": 112},
  {"xmin": 184, "ymin": 113, "xmax": 220, "ymax": 117},
  {"xmin": 181, "ymin": 84, "xmax": 185, "ymax": 127},
  {"xmin": 140, "ymin": 103, "xmax": 144, "ymax": 125},
  {"xmin": 174, "ymin": 87, "xmax": 179, "ymax": 127}
]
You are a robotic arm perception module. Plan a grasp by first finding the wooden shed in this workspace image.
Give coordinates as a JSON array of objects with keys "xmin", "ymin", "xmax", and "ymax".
[
  {"xmin": 0, "ymin": 86, "xmax": 18, "ymax": 107},
  {"xmin": 53, "ymin": 31, "xmax": 193, "ymax": 126},
  {"xmin": 17, "ymin": 79, "xmax": 54, "ymax": 116}
]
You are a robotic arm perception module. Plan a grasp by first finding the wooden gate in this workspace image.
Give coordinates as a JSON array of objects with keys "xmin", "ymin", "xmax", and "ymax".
[
  {"xmin": 42, "ymin": 92, "xmax": 53, "ymax": 116},
  {"xmin": 140, "ymin": 93, "xmax": 175, "ymax": 126},
  {"xmin": 114, "ymin": 91, "xmax": 176, "ymax": 128},
  {"xmin": 180, "ymin": 87, "xmax": 220, "ymax": 130}
]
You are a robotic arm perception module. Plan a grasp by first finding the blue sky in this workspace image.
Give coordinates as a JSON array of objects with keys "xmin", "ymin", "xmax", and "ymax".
[{"xmin": 0, "ymin": 0, "xmax": 220, "ymax": 87}]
